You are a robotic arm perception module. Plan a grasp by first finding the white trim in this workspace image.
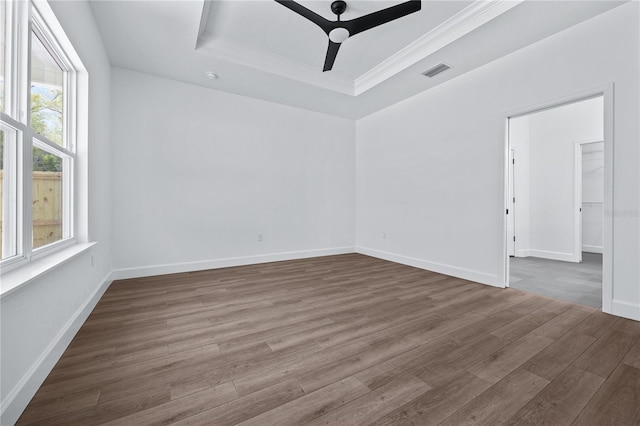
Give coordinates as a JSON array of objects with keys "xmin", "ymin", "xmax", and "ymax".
[
  {"xmin": 356, "ymin": 247, "xmax": 502, "ymax": 288},
  {"xmin": 526, "ymin": 249, "xmax": 578, "ymax": 263},
  {"xmin": 354, "ymin": 0, "xmax": 523, "ymax": 95},
  {"xmin": 111, "ymin": 247, "xmax": 356, "ymax": 281},
  {"xmin": 29, "ymin": 236, "xmax": 77, "ymax": 262},
  {"xmin": 576, "ymin": 139, "xmax": 604, "ymax": 263},
  {"xmin": 582, "ymin": 245, "xmax": 603, "ymax": 254},
  {"xmin": 503, "ymin": 116, "xmax": 511, "ymax": 286},
  {"xmin": 0, "ymin": 242, "xmax": 96, "ymax": 298},
  {"xmin": 504, "ymin": 90, "xmax": 605, "ymax": 120},
  {"xmin": 0, "ymin": 119, "xmax": 21, "ymax": 261},
  {"xmin": 611, "ymin": 299, "xmax": 640, "ymax": 322},
  {"xmin": 196, "ymin": 0, "xmax": 521, "ymax": 96},
  {"xmin": 0, "ymin": 271, "xmax": 113, "ymax": 426},
  {"xmin": 601, "ymin": 85, "xmax": 614, "ymax": 314},
  {"xmin": 503, "ymin": 85, "xmax": 614, "ymax": 315},
  {"xmin": 31, "ymin": 0, "xmax": 84, "ymax": 71},
  {"xmin": 0, "ymin": 0, "xmax": 86, "ymax": 274},
  {"xmin": 575, "ymin": 142, "xmax": 583, "ymax": 263}
]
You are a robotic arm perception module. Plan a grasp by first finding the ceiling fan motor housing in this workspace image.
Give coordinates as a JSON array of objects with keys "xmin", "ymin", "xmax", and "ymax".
[
  {"xmin": 274, "ymin": 0, "xmax": 422, "ymax": 71},
  {"xmin": 331, "ymin": 1, "xmax": 347, "ymax": 17}
]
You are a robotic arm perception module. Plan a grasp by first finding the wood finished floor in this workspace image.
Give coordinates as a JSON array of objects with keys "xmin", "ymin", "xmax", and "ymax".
[{"xmin": 18, "ymin": 254, "xmax": 640, "ymax": 425}]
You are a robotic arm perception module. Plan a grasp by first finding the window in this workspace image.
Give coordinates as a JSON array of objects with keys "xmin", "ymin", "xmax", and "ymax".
[{"xmin": 0, "ymin": 0, "xmax": 80, "ymax": 271}]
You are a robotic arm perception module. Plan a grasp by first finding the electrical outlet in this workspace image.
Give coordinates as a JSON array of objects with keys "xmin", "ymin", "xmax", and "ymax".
[
  {"xmin": 258, "ymin": 234, "xmax": 263, "ymax": 242},
  {"xmin": 383, "ymin": 232, "xmax": 387, "ymax": 240}
]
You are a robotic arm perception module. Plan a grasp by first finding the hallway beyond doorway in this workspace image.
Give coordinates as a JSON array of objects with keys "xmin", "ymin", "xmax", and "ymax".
[{"xmin": 510, "ymin": 253, "xmax": 602, "ymax": 308}]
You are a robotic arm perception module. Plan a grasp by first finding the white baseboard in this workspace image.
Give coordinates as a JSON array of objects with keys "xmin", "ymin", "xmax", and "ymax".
[
  {"xmin": 0, "ymin": 272, "xmax": 113, "ymax": 426},
  {"xmin": 612, "ymin": 299, "xmax": 640, "ymax": 321},
  {"xmin": 356, "ymin": 247, "xmax": 502, "ymax": 288},
  {"xmin": 527, "ymin": 249, "xmax": 577, "ymax": 262},
  {"xmin": 111, "ymin": 247, "xmax": 357, "ymax": 281},
  {"xmin": 582, "ymin": 245, "xmax": 603, "ymax": 254}
]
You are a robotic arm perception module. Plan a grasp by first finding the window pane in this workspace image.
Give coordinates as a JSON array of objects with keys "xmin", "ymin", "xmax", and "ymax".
[
  {"xmin": 30, "ymin": 32, "xmax": 64, "ymax": 146},
  {"xmin": 1, "ymin": 124, "xmax": 18, "ymax": 259},
  {"xmin": 32, "ymin": 146, "xmax": 63, "ymax": 249}
]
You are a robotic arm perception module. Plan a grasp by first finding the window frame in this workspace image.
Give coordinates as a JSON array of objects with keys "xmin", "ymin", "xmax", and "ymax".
[
  {"xmin": 0, "ymin": 119, "xmax": 23, "ymax": 260},
  {"xmin": 0, "ymin": 0, "xmax": 79, "ymax": 273}
]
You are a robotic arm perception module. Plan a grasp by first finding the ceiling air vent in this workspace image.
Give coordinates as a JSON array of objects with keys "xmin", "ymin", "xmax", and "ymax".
[{"xmin": 422, "ymin": 63, "xmax": 450, "ymax": 78}]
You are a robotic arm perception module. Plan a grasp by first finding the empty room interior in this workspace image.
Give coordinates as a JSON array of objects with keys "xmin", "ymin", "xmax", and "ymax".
[{"xmin": 0, "ymin": 0, "xmax": 639, "ymax": 425}]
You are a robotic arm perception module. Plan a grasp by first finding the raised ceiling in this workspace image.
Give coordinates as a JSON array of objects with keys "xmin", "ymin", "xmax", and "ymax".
[
  {"xmin": 89, "ymin": 1, "xmax": 626, "ymax": 118},
  {"xmin": 197, "ymin": 1, "xmax": 477, "ymax": 94}
]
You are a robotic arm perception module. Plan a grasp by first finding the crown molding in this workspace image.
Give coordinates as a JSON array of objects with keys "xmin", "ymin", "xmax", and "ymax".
[
  {"xmin": 196, "ymin": 0, "xmax": 523, "ymax": 97},
  {"xmin": 354, "ymin": 0, "xmax": 524, "ymax": 95}
]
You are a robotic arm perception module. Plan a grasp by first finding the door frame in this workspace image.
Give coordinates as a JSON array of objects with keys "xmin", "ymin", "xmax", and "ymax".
[
  {"xmin": 575, "ymin": 139, "xmax": 604, "ymax": 264},
  {"xmin": 507, "ymin": 148, "xmax": 516, "ymax": 257},
  {"xmin": 502, "ymin": 84, "xmax": 614, "ymax": 314}
]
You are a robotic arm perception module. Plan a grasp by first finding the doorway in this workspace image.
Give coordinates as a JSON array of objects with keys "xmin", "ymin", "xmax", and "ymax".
[{"xmin": 504, "ymin": 92, "xmax": 612, "ymax": 310}]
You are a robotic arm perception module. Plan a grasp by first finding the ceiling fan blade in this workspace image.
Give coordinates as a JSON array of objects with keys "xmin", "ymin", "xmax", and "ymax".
[
  {"xmin": 323, "ymin": 40, "xmax": 341, "ymax": 72},
  {"xmin": 345, "ymin": 0, "xmax": 421, "ymax": 37},
  {"xmin": 274, "ymin": 0, "xmax": 333, "ymax": 34}
]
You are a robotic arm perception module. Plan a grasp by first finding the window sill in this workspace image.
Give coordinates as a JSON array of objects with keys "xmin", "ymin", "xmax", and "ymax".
[{"xmin": 0, "ymin": 242, "xmax": 96, "ymax": 300}]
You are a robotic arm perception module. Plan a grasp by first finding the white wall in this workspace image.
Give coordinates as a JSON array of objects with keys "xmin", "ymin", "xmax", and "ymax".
[
  {"xmin": 0, "ymin": 1, "xmax": 113, "ymax": 424},
  {"xmin": 111, "ymin": 68, "xmax": 355, "ymax": 277},
  {"xmin": 518, "ymin": 97, "xmax": 603, "ymax": 261},
  {"xmin": 356, "ymin": 2, "xmax": 639, "ymax": 319},
  {"xmin": 582, "ymin": 141, "xmax": 605, "ymax": 253}
]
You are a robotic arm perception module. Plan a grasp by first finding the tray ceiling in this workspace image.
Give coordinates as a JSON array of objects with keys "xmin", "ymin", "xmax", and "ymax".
[{"xmin": 89, "ymin": 1, "xmax": 627, "ymax": 118}]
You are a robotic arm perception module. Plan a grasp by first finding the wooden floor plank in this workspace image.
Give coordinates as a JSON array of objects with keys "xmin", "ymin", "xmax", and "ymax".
[
  {"xmin": 304, "ymin": 375, "xmax": 430, "ymax": 426},
  {"xmin": 15, "ymin": 254, "xmax": 640, "ymax": 426},
  {"xmin": 372, "ymin": 370, "xmax": 491, "ymax": 426},
  {"xmin": 164, "ymin": 380, "xmax": 304, "ymax": 426},
  {"xmin": 571, "ymin": 310, "xmax": 618, "ymax": 338},
  {"xmin": 101, "ymin": 382, "xmax": 237, "ymax": 426},
  {"xmin": 622, "ymin": 338, "xmax": 640, "ymax": 369},
  {"xmin": 522, "ymin": 331, "xmax": 596, "ymax": 381},
  {"xmin": 235, "ymin": 377, "xmax": 369, "ymax": 426},
  {"xmin": 438, "ymin": 368, "xmax": 549, "ymax": 426},
  {"xmin": 467, "ymin": 333, "xmax": 553, "ymax": 384},
  {"xmin": 169, "ymin": 340, "xmax": 321, "ymax": 400},
  {"xmin": 297, "ymin": 337, "xmax": 417, "ymax": 393},
  {"xmin": 572, "ymin": 328, "xmax": 638, "ymax": 378},
  {"xmin": 232, "ymin": 333, "xmax": 398, "ymax": 397},
  {"xmin": 490, "ymin": 308, "xmax": 558, "ymax": 343},
  {"xmin": 572, "ymin": 364, "xmax": 640, "ymax": 425},
  {"xmin": 504, "ymin": 365, "xmax": 604, "ymax": 425},
  {"xmin": 530, "ymin": 305, "xmax": 593, "ymax": 340},
  {"xmin": 16, "ymin": 389, "xmax": 101, "ymax": 426}
]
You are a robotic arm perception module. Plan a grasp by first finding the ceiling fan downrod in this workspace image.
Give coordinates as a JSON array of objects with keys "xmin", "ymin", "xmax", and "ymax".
[
  {"xmin": 331, "ymin": 0, "xmax": 347, "ymax": 21},
  {"xmin": 274, "ymin": 0, "xmax": 422, "ymax": 72}
]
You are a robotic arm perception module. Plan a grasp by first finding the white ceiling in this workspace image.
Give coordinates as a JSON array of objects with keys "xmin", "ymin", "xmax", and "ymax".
[
  {"xmin": 89, "ymin": 0, "xmax": 626, "ymax": 119},
  {"xmin": 198, "ymin": 1, "xmax": 472, "ymax": 84}
]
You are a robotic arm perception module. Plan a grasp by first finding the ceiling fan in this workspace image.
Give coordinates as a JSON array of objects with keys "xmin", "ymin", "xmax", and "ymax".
[{"xmin": 274, "ymin": 0, "xmax": 421, "ymax": 72}]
